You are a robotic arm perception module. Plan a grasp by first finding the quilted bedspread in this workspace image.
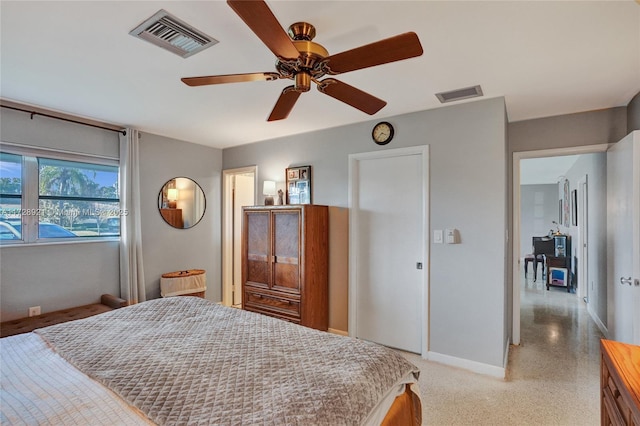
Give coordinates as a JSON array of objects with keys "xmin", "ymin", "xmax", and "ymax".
[{"xmin": 35, "ymin": 297, "xmax": 419, "ymax": 425}]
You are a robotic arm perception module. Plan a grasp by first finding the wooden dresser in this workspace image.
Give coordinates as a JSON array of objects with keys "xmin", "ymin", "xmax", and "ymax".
[
  {"xmin": 601, "ymin": 339, "xmax": 640, "ymax": 425},
  {"xmin": 242, "ymin": 205, "xmax": 328, "ymax": 331},
  {"xmin": 160, "ymin": 208, "xmax": 184, "ymax": 228}
]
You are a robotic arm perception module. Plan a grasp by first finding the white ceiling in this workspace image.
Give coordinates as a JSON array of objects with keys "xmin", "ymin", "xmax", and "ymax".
[
  {"xmin": 520, "ymin": 155, "xmax": 580, "ymax": 185},
  {"xmin": 1, "ymin": 1, "xmax": 639, "ymax": 149}
]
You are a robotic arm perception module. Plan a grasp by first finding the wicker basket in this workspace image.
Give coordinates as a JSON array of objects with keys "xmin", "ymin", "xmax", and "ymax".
[
  {"xmin": 160, "ymin": 269, "xmax": 206, "ymax": 298},
  {"xmin": 161, "ymin": 269, "xmax": 206, "ymax": 279}
]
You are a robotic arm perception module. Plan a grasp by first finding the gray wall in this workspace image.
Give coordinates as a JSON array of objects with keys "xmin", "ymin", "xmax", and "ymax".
[
  {"xmin": 628, "ymin": 91, "xmax": 640, "ymax": 134},
  {"xmin": 509, "ymin": 107, "xmax": 627, "ymax": 152},
  {"xmin": 0, "ymin": 108, "xmax": 119, "ymax": 158},
  {"xmin": 224, "ymin": 97, "xmax": 508, "ymax": 368},
  {"xmin": 138, "ymin": 133, "xmax": 222, "ymax": 302},
  {"xmin": 0, "ymin": 108, "xmax": 223, "ymax": 321},
  {"xmin": 519, "ymin": 184, "xmax": 557, "ymax": 257}
]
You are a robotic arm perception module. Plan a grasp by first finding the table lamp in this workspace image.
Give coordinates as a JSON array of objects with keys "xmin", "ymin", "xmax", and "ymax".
[
  {"xmin": 167, "ymin": 188, "xmax": 179, "ymax": 208},
  {"xmin": 263, "ymin": 181, "xmax": 276, "ymax": 205}
]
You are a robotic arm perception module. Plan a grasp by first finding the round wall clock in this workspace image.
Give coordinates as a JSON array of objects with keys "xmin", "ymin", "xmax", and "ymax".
[{"xmin": 372, "ymin": 121, "xmax": 394, "ymax": 145}]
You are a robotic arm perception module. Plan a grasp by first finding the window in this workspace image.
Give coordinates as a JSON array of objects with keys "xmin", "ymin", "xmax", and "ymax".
[
  {"xmin": 0, "ymin": 150, "xmax": 120, "ymax": 243},
  {"xmin": 0, "ymin": 153, "xmax": 23, "ymax": 240}
]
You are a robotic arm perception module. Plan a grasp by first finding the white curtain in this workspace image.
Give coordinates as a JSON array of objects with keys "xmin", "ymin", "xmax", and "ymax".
[{"xmin": 119, "ymin": 128, "xmax": 146, "ymax": 304}]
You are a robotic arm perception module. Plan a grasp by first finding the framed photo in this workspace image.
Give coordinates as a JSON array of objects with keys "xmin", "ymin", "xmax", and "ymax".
[
  {"xmin": 287, "ymin": 169, "xmax": 300, "ymax": 180},
  {"xmin": 559, "ymin": 199, "xmax": 563, "ymax": 225},
  {"xmin": 563, "ymin": 179, "xmax": 570, "ymax": 226},
  {"xmin": 286, "ymin": 165, "xmax": 311, "ymax": 205},
  {"xmin": 571, "ymin": 189, "xmax": 578, "ymax": 226}
]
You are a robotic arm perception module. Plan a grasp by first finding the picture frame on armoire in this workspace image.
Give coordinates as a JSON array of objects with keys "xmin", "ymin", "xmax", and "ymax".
[{"xmin": 286, "ymin": 165, "xmax": 312, "ymax": 205}]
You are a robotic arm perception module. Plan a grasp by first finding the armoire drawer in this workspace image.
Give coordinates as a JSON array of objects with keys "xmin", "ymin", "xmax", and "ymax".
[{"xmin": 244, "ymin": 290, "xmax": 300, "ymax": 318}]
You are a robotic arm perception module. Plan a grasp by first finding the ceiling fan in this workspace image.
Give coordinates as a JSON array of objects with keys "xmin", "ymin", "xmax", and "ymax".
[{"xmin": 181, "ymin": 0, "xmax": 424, "ymax": 121}]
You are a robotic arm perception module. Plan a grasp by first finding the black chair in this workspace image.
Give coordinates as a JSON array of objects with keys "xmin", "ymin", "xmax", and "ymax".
[
  {"xmin": 524, "ymin": 237, "xmax": 546, "ymax": 279},
  {"xmin": 532, "ymin": 237, "xmax": 555, "ymax": 281},
  {"xmin": 524, "ymin": 237, "xmax": 545, "ymax": 279}
]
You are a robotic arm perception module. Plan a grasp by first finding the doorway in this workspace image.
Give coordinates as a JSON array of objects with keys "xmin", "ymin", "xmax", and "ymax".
[
  {"xmin": 348, "ymin": 146, "xmax": 429, "ymax": 355},
  {"xmin": 222, "ymin": 166, "xmax": 257, "ymax": 307},
  {"xmin": 512, "ymin": 145, "xmax": 608, "ymax": 345}
]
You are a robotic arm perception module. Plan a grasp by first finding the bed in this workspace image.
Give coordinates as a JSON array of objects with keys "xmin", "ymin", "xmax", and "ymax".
[{"xmin": 1, "ymin": 297, "xmax": 421, "ymax": 425}]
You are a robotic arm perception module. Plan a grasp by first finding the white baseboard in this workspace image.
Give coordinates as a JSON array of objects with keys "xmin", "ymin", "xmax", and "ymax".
[
  {"xmin": 427, "ymin": 350, "xmax": 506, "ymax": 379},
  {"xmin": 328, "ymin": 328, "xmax": 348, "ymax": 336},
  {"xmin": 503, "ymin": 339, "xmax": 510, "ymax": 371},
  {"xmin": 587, "ymin": 303, "xmax": 609, "ymax": 339}
]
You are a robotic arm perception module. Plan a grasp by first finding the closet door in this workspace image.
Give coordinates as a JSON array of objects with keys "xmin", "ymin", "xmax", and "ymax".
[
  {"xmin": 244, "ymin": 210, "xmax": 271, "ymax": 290},
  {"xmin": 272, "ymin": 209, "xmax": 301, "ymax": 295},
  {"xmin": 350, "ymin": 147, "xmax": 427, "ymax": 354}
]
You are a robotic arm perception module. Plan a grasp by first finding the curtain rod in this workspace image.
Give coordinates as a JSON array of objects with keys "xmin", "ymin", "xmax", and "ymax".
[{"xmin": 1, "ymin": 105, "xmax": 126, "ymax": 136}]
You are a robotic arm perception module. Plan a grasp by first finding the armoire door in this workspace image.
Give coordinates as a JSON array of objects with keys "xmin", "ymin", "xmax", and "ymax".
[
  {"xmin": 272, "ymin": 209, "xmax": 301, "ymax": 294},
  {"xmin": 244, "ymin": 210, "xmax": 271, "ymax": 290}
]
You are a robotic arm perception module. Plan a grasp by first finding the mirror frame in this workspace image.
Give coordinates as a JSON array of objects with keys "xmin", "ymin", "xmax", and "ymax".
[{"xmin": 157, "ymin": 177, "xmax": 206, "ymax": 229}]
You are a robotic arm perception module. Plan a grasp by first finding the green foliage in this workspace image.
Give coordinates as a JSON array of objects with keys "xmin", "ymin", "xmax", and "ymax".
[{"xmin": 0, "ymin": 177, "xmax": 21, "ymax": 194}]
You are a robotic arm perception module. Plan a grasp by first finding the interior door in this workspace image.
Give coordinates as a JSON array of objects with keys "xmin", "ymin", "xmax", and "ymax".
[
  {"xmin": 607, "ymin": 131, "xmax": 640, "ymax": 344},
  {"xmin": 351, "ymin": 148, "xmax": 426, "ymax": 354}
]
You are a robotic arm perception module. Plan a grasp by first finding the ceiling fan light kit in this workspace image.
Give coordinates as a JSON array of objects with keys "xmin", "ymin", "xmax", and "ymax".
[{"xmin": 181, "ymin": 0, "xmax": 424, "ymax": 121}]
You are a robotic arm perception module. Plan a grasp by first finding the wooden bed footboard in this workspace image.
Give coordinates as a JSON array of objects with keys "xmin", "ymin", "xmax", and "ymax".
[{"xmin": 381, "ymin": 384, "xmax": 422, "ymax": 426}]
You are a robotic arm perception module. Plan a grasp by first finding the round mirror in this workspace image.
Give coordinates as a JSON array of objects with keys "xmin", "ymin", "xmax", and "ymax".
[{"xmin": 158, "ymin": 177, "xmax": 206, "ymax": 229}]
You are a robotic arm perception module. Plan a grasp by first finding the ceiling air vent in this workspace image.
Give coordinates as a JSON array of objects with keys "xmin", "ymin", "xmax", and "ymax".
[
  {"xmin": 435, "ymin": 85, "xmax": 483, "ymax": 103},
  {"xmin": 129, "ymin": 9, "xmax": 218, "ymax": 58}
]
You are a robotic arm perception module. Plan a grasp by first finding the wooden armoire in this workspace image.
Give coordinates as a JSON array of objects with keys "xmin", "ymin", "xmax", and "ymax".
[{"xmin": 242, "ymin": 205, "xmax": 328, "ymax": 330}]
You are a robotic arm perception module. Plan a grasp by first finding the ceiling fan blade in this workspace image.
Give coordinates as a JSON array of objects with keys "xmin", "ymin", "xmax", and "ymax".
[
  {"xmin": 323, "ymin": 32, "xmax": 423, "ymax": 75},
  {"xmin": 268, "ymin": 86, "xmax": 301, "ymax": 121},
  {"xmin": 227, "ymin": 0, "xmax": 299, "ymax": 61},
  {"xmin": 182, "ymin": 72, "xmax": 280, "ymax": 86},
  {"xmin": 317, "ymin": 79, "xmax": 386, "ymax": 115}
]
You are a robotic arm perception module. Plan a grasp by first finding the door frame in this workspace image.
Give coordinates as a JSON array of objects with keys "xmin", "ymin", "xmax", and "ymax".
[
  {"xmin": 512, "ymin": 144, "xmax": 608, "ymax": 345},
  {"xmin": 222, "ymin": 166, "xmax": 257, "ymax": 307},
  {"xmin": 577, "ymin": 175, "xmax": 588, "ymax": 302},
  {"xmin": 348, "ymin": 145, "xmax": 430, "ymax": 357}
]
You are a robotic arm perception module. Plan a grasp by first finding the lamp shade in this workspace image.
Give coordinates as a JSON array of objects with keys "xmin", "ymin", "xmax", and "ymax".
[
  {"xmin": 263, "ymin": 181, "xmax": 276, "ymax": 195},
  {"xmin": 167, "ymin": 188, "xmax": 179, "ymax": 201}
]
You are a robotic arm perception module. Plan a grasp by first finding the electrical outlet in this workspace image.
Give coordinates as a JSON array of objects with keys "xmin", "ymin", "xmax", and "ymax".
[{"xmin": 28, "ymin": 306, "xmax": 41, "ymax": 317}]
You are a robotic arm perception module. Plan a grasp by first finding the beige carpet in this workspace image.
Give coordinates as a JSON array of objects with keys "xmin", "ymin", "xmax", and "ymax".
[{"xmin": 398, "ymin": 278, "xmax": 603, "ymax": 425}]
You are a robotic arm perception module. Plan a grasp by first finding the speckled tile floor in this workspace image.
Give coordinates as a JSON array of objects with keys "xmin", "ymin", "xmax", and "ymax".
[{"xmin": 400, "ymin": 273, "xmax": 604, "ymax": 425}]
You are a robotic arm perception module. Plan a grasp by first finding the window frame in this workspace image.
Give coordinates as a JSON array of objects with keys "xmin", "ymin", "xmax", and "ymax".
[{"xmin": 0, "ymin": 144, "xmax": 120, "ymax": 246}]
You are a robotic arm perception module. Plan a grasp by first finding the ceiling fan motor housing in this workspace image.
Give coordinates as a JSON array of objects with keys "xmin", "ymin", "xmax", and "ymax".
[
  {"xmin": 275, "ymin": 22, "xmax": 330, "ymax": 91},
  {"xmin": 288, "ymin": 22, "xmax": 316, "ymax": 41}
]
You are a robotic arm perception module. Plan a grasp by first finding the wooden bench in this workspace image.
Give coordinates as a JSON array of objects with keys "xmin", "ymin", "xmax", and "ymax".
[{"xmin": 0, "ymin": 294, "xmax": 127, "ymax": 338}]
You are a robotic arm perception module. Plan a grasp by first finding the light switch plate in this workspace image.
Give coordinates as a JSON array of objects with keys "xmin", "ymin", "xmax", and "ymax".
[
  {"xmin": 434, "ymin": 229, "xmax": 443, "ymax": 244},
  {"xmin": 446, "ymin": 228, "xmax": 458, "ymax": 244}
]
